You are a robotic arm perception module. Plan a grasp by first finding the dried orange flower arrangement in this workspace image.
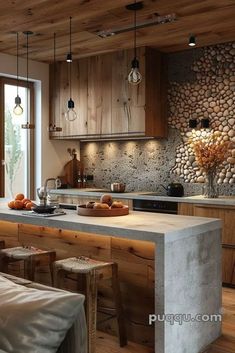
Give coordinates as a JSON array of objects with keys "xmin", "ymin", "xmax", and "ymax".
[
  {"xmin": 192, "ymin": 131, "xmax": 232, "ymax": 172},
  {"xmin": 189, "ymin": 131, "xmax": 233, "ymax": 197}
]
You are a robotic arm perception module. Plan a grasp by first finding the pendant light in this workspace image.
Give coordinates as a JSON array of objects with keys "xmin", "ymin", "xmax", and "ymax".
[
  {"xmin": 21, "ymin": 31, "xmax": 35, "ymax": 129},
  {"xmin": 65, "ymin": 16, "xmax": 77, "ymax": 122},
  {"xmin": 128, "ymin": 0, "xmax": 142, "ymax": 85},
  {"xmin": 188, "ymin": 34, "xmax": 196, "ymax": 47},
  {"xmin": 13, "ymin": 32, "xmax": 23, "ymax": 116},
  {"xmin": 49, "ymin": 33, "xmax": 62, "ymax": 132}
]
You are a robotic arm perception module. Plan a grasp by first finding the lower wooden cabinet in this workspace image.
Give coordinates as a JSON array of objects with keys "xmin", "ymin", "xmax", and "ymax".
[
  {"xmin": 178, "ymin": 202, "xmax": 235, "ymax": 287},
  {"xmin": 222, "ymin": 247, "xmax": 235, "ymax": 286}
]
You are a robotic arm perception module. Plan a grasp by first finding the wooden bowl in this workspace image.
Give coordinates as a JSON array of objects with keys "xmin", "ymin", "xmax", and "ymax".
[{"xmin": 77, "ymin": 204, "xmax": 129, "ymax": 217}]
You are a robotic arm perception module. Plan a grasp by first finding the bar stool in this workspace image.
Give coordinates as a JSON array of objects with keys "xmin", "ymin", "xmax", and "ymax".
[
  {"xmin": 54, "ymin": 256, "xmax": 127, "ymax": 353},
  {"xmin": 0, "ymin": 246, "xmax": 56, "ymax": 284}
]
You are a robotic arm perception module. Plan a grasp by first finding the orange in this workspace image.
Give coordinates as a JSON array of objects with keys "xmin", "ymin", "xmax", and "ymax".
[
  {"xmin": 14, "ymin": 200, "xmax": 24, "ymax": 210},
  {"xmin": 8, "ymin": 200, "xmax": 15, "ymax": 209},
  {"xmin": 22, "ymin": 198, "xmax": 31, "ymax": 207},
  {"xmin": 25, "ymin": 202, "xmax": 34, "ymax": 210},
  {"xmin": 15, "ymin": 193, "xmax": 24, "ymax": 201}
]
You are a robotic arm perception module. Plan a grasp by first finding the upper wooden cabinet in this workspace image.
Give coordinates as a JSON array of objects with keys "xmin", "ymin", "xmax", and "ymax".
[{"xmin": 49, "ymin": 47, "xmax": 167, "ymax": 140}]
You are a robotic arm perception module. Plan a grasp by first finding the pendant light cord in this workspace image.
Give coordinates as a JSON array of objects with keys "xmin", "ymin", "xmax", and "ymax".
[
  {"xmin": 26, "ymin": 32, "xmax": 29, "ymax": 123},
  {"xmin": 69, "ymin": 16, "xmax": 72, "ymax": 100},
  {"xmin": 16, "ymin": 32, "xmax": 19, "ymax": 96},
  {"xmin": 134, "ymin": 0, "xmax": 137, "ymax": 59},
  {"xmin": 54, "ymin": 32, "xmax": 56, "ymax": 125}
]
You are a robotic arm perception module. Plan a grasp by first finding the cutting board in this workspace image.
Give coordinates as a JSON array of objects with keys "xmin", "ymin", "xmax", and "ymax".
[{"xmin": 63, "ymin": 153, "xmax": 83, "ymax": 188}]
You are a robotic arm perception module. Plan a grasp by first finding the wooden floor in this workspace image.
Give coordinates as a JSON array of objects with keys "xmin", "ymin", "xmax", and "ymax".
[{"xmin": 96, "ymin": 288, "xmax": 235, "ymax": 353}]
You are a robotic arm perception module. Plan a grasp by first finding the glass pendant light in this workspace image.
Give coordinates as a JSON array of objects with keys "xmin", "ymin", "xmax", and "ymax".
[
  {"xmin": 65, "ymin": 16, "xmax": 77, "ymax": 122},
  {"xmin": 128, "ymin": 0, "xmax": 142, "ymax": 85},
  {"xmin": 13, "ymin": 32, "xmax": 23, "ymax": 116},
  {"xmin": 49, "ymin": 33, "xmax": 62, "ymax": 132},
  {"xmin": 21, "ymin": 31, "xmax": 35, "ymax": 129}
]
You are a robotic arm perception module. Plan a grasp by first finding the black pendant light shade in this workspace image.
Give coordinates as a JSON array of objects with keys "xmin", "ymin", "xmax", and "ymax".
[
  {"xmin": 66, "ymin": 53, "xmax": 72, "ymax": 63},
  {"xmin": 189, "ymin": 34, "xmax": 196, "ymax": 47}
]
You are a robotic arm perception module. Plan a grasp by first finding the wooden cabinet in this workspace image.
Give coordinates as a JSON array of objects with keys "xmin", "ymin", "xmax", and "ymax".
[
  {"xmin": 178, "ymin": 202, "xmax": 235, "ymax": 287},
  {"xmin": 111, "ymin": 48, "xmax": 146, "ymax": 135},
  {"xmin": 87, "ymin": 54, "xmax": 112, "ymax": 135},
  {"xmin": 49, "ymin": 47, "xmax": 167, "ymax": 140},
  {"xmin": 50, "ymin": 59, "xmax": 88, "ymax": 137}
]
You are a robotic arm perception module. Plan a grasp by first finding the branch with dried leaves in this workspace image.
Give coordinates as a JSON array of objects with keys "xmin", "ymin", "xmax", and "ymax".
[{"xmin": 189, "ymin": 131, "xmax": 233, "ymax": 173}]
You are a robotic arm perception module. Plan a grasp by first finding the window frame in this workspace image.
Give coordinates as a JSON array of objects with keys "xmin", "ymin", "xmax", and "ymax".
[{"xmin": 0, "ymin": 77, "xmax": 35, "ymax": 199}]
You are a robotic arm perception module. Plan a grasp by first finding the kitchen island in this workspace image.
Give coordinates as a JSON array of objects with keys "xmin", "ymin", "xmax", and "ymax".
[{"xmin": 0, "ymin": 202, "xmax": 222, "ymax": 353}]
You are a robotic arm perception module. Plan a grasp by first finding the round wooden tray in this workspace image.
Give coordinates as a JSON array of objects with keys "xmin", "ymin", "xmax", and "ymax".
[{"xmin": 77, "ymin": 204, "xmax": 129, "ymax": 217}]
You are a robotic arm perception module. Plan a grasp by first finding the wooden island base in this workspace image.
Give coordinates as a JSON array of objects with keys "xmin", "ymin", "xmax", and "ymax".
[{"xmin": 0, "ymin": 220, "xmax": 155, "ymax": 348}]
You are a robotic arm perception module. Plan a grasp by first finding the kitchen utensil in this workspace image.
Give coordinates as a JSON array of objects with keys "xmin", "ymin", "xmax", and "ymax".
[
  {"xmin": 32, "ymin": 205, "xmax": 56, "ymax": 214},
  {"xmin": 160, "ymin": 182, "xmax": 184, "ymax": 197},
  {"xmin": 110, "ymin": 183, "xmax": 126, "ymax": 193},
  {"xmin": 63, "ymin": 152, "xmax": 83, "ymax": 188},
  {"xmin": 77, "ymin": 204, "xmax": 129, "ymax": 217}
]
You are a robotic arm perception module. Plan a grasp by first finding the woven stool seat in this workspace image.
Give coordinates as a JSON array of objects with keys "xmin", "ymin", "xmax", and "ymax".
[
  {"xmin": 54, "ymin": 256, "xmax": 111, "ymax": 274},
  {"xmin": 0, "ymin": 246, "xmax": 56, "ymax": 284},
  {"xmin": 1, "ymin": 246, "xmax": 51, "ymax": 260}
]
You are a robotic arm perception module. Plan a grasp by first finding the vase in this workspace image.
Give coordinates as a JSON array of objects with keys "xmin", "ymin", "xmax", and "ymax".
[{"xmin": 204, "ymin": 169, "xmax": 219, "ymax": 198}]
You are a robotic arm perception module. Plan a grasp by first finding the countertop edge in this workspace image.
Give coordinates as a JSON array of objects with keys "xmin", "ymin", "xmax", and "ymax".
[{"xmin": 49, "ymin": 189, "xmax": 235, "ymax": 206}]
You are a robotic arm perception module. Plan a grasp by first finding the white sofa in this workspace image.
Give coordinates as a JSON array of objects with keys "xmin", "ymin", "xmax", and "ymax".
[{"xmin": 0, "ymin": 273, "xmax": 87, "ymax": 353}]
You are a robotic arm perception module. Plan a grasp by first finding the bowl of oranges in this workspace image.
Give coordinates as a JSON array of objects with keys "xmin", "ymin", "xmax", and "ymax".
[{"xmin": 8, "ymin": 193, "xmax": 35, "ymax": 211}]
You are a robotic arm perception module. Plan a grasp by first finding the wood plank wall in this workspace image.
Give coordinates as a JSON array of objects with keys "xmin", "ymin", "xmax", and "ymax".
[{"xmin": 0, "ymin": 220, "xmax": 155, "ymax": 347}]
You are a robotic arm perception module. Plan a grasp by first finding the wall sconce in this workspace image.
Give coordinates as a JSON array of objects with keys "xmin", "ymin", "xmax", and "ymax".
[{"xmin": 189, "ymin": 117, "xmax": 210, "ymax": 129}]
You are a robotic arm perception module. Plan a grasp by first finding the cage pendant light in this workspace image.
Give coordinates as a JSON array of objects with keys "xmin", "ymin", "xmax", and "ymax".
[
  {"xmin": 65, "ymin": 16, "xmax": 77, "ymax": 122},
  {"xmin": 128, "ymin": 0, "xmax": 142, "ymax": 85},
  {"xmin": 21, "ymin": 31, "xmax": 35, "ymax": 129},
  {"xmin": 13, "ymin": 32, "xmax": 23, "ymax": 116},
  {"xmin": 49, "ymin": 33, "xmax": 62, "ymax": 132}
]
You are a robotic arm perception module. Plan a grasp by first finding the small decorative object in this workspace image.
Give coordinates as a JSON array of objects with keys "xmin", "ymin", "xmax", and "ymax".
[{"xmin": 190, "ymin": 131, "xmax": 233, "ymax": 198}]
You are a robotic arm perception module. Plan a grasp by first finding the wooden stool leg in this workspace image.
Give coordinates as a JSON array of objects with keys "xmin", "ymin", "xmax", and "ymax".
[
  {"xmin": 111, "ymin": 263, "xmax": 127, "ymax": 347},
  {"xmin": 24, "ymin": 257, "xmax": 35, "ymax": 281},
  {"xmin": 0, "ymin": 256, "xmax": 9, "ymax": 274},
  {"xmin": 54, "ymin": 267, "xmax": 65, "ymax": 289},
  {"xmin": 49, "ymin": 252, "xmax": 56, "ymax": 286},
  {"xmin": 85, "ymin": 270, "xmax": 97, "ymax": 353},
  {"xmin": 0, "ymin": 240, "xmax": 5, "ymax": 249}
]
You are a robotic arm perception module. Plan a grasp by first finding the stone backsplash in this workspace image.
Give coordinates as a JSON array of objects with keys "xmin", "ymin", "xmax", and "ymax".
[{"xmin": 81, "ymin": 42, "xmax": 235, "ymax": 196}]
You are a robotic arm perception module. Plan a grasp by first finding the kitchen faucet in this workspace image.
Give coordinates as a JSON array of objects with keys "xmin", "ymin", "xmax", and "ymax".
[{"xmin": 36, "ymin": 178, "xmax": 61, "ymax": 207}]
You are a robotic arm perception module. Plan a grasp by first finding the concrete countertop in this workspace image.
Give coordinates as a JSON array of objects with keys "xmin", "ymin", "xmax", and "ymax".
[
  {"xmin": 0, "ymin": 202, "xmax": 221, "ymax": 243},
  {"xmin": 50, "ymin": 188, "xmax": 235, "ymax": 206}
]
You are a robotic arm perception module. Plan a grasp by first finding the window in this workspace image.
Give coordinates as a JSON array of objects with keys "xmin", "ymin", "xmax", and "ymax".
[{"xmin": 0, "ymin": 77, "xmax": 35, "ymax": 199}]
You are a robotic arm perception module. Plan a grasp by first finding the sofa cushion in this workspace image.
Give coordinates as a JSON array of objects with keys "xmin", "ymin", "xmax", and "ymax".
[{"xmin": 0, "ymin": 275, "xmax": 85, "ymax": 353}]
